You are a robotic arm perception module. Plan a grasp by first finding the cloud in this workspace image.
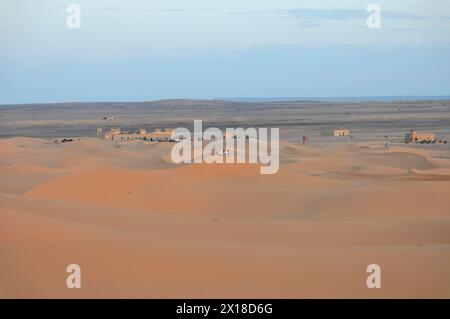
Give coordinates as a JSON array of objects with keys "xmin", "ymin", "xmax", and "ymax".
[
  {"xmin": 229, "ymin": 8, "xmax": 430, "ymax": 28},
  {"xmin": 228, "ymin": 10, "xmax": 270, "ymax": 15},
  {"xmin": 145, "ymin": 8, "xmax": 186, "ymax": 13},
  {"xmin": 104, "ymin": 6, "xmax": 120, "ymax": 12},
  {"xmin": 382, "ymin": 11, "xmax": 430, "ymax": 20},
  {"xmin": 392, "ymin": 28, "xmax": 427, "ymax": 32},
  {"xmin": 282, "ymin": 9, "xmax": 364, "ymax": 21},
  {"xmin": 273, "ymin": 9, "xmax": 362, "ymax": 28},
  {"xmin": 280, "ymin": 8, "xmax": 429, "ymax": 23},
  {"xmin": 143, "ymin": 8, "xmax": 215, "ymax": 14}
]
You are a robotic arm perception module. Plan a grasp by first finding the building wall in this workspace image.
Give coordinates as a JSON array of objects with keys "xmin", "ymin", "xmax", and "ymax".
[
  {"xmin": 334, "ymin": 129, "xmax": 350, "ymax": 137},
  {"xmin": 104, "ymin": 128, "xmax": 175, "ymax": 141},
  {"xmin": 112, "ymin": 133, "xmax": 145, "ymax": 141},
  {"xmin": 407, "ymin": 131, "xmax": 436, "ymax": 142}
]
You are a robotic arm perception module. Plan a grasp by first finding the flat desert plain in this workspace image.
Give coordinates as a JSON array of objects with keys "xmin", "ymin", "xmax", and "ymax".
[{"xmin": 0, "ymin": 99, "xmax": 450, "ymax": 298}]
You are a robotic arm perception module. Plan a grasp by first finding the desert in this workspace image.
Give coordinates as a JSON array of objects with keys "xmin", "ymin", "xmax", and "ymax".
[{"xmin": 1, "ymin": 99, "xmax": 450, "ymax": 298}]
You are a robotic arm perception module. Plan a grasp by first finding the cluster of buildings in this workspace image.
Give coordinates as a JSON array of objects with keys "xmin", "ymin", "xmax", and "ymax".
[
  {"xmin": 97, "ymin": 128, "xmax": 179, "ymax": 142},
  {"xmin": 331, "ymin": 128, "xmax": 437, "ymax": 143},
  {"xmin": 96, "ymin": 127, "xmax": 440, "ymax": 145},
  {"xmin": 97, "ymin": 127, "xmax": 253, "ymax": 142}
]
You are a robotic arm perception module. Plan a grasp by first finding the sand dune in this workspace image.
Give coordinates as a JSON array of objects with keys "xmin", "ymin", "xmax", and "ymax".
[{"xmin": 1, "ymin": 136, "xmax": 450, "ymax": 298}]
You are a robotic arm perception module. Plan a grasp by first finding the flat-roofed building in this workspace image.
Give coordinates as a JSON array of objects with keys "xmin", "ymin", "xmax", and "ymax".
[
  {"xmin": 334, "ymin": 129, "xmax": 350, "ymax": 137},
  {"xmin": 103, "ymin": 128, "xmax": 121, "ymax": 140},
  {"xmin": 405, "ymin": 130, "xmax": 436, "ymax": 143}
]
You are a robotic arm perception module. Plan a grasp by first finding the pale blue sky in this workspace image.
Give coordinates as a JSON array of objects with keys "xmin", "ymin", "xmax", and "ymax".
[{"xmin": 1, "ymin": 0, "xmax": 450, "ymax": 103}]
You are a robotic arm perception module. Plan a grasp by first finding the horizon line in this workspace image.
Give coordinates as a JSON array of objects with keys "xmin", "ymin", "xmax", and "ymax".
[{"xmin": 1, "ymin": 95, "xmax": 450, "ymax": 106}]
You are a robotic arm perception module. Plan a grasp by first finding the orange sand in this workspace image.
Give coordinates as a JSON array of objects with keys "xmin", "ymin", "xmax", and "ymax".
[{"xmin": 1, "ymin": 137, "xmax": 450, "ymax": 298}]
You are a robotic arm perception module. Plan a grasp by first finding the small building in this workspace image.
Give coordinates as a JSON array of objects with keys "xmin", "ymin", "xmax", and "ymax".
[
  {"xmin": 96, "ymin": 128, "xmax": 103, "ymax": 139},
  {"xmin": 103, "ymin": 128, "xmax": 121, "ymax": 140},
  {"xmin": 334, "ymin": 129, "xmax": 350, "ymax": 137},
  {"xmin": 405, "ymin": 130, "xmax": 436, "ymax": 143}
]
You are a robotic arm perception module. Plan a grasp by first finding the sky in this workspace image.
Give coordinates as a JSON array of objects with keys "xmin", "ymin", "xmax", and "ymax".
[{"xmin": 1, "ymin": 0, "xmax": 450, "ymax": 103}]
